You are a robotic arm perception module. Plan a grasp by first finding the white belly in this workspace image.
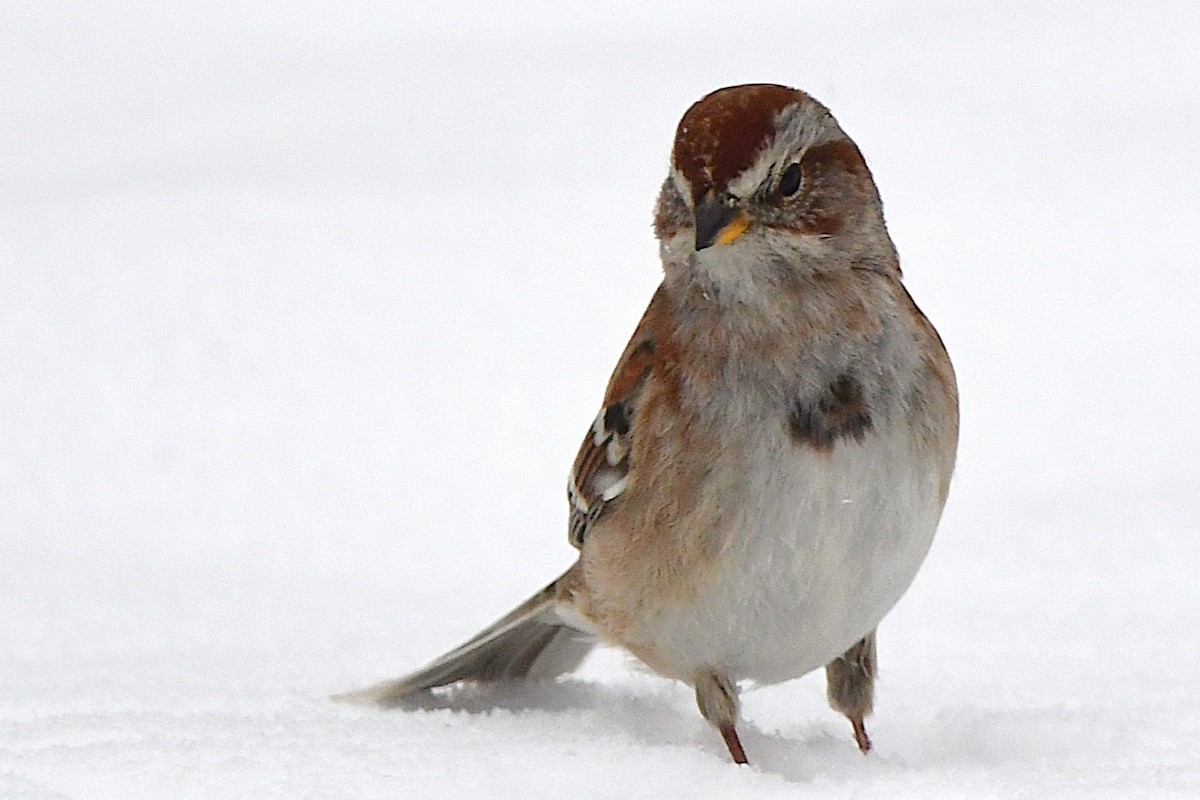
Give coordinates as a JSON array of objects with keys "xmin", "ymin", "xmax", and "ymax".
[{"xmin": 642, "ymin": 422, "xmax": 944, "ymax": 686}]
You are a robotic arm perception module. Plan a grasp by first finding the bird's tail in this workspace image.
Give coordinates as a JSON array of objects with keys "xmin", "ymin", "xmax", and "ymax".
[{"xmin": 334, "ymin": 570, "xmax": 595, "ymax": 707}]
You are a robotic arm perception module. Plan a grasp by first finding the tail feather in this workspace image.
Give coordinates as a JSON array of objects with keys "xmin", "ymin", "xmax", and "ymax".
[{"xmin": 335, "ymin": 574, "xmax": 595, "ymax": 707}]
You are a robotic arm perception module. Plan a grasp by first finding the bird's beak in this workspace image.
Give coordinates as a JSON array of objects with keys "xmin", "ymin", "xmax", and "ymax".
[{"xmin": 694, "ymin": 192, "xmax": 750, "ymax": 251}]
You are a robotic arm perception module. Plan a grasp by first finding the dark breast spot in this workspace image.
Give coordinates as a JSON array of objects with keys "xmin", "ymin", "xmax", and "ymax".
[{"xmin": 787, "ymin": 374, "xmax": 873, "ymax": 452}]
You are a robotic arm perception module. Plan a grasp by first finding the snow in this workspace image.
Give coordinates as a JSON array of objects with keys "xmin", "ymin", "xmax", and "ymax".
[{"xmin": 3, "ymin": 2, "xmax": 1199, "ymax": 797}]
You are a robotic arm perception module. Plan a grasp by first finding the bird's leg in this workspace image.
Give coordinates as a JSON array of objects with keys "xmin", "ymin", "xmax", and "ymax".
[
  {"xmin": 694, "ymin": 670, "xmax": 748, "ymax": 765},
  {"xmin": 825, "ymin": 630, "xmax": 877, "ymax": 753}
]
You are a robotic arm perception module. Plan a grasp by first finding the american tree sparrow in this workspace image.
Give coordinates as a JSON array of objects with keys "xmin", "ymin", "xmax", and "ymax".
[{"xmin": 340, "ymin": 84, "xmax": 958, "ymax": 766}]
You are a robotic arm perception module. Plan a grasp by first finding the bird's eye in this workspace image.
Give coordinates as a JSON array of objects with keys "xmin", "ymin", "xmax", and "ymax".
[{"xmin": 778, "ymin": 163, "xmax": 802, "ymax": 197}]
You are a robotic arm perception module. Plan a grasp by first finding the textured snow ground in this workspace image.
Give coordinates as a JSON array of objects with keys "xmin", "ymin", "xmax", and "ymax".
[{"xmin": 3, "ymin": 2, "xmax": 1200, "ymax": 797}]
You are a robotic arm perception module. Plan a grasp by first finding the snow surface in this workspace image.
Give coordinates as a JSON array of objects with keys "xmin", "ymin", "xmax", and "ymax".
[{"xmin": 3, "ymin": 2, "xmax": 1200, "ymax": 797}]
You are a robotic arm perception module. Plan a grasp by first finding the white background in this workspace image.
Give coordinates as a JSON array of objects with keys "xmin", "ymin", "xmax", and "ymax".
[{"xmin": 3, "ymin": 2, "xmax": 1198, "ymax": 797}]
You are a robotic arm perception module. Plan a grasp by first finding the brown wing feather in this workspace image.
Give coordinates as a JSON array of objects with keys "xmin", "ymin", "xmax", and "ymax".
[{"xmin": 567, "ymin": 287, "xmax": 667, "ymax": 548}]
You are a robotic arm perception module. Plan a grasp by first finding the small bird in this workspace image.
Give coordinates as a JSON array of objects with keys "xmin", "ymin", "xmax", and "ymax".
[{"xmin": 340, "ymin": 84, "xmax": 958, "ymax": 766}]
